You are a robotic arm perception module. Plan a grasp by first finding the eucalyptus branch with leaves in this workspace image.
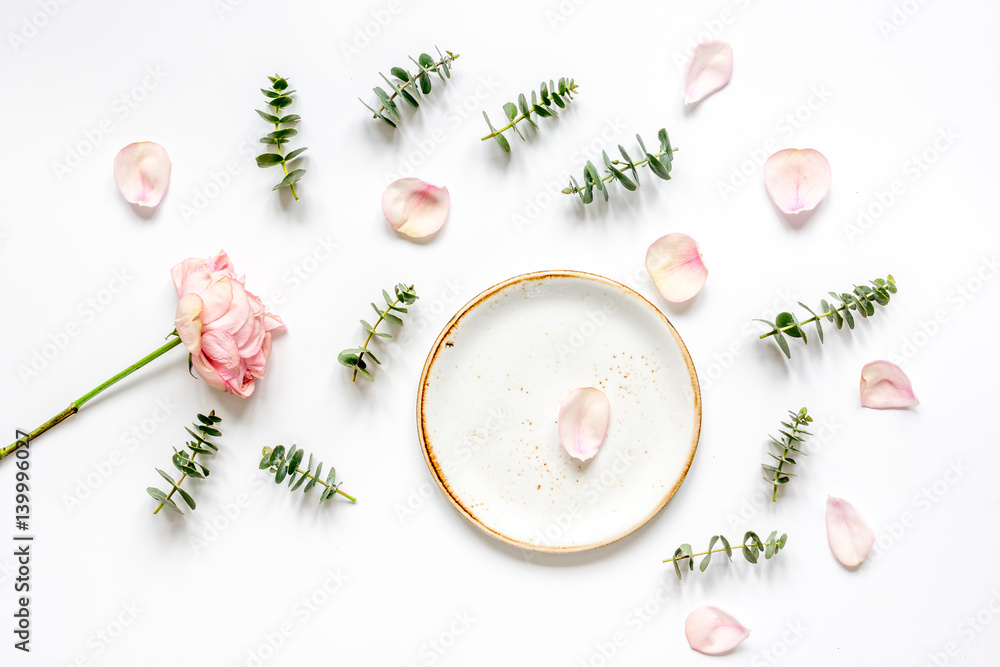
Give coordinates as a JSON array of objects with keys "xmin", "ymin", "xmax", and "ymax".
[
  {"xmin": 360, "ymin": 48, "xmax": 458, "ymax": 128},
  {"xmin": 562, "ymin": 129, "xmax": 677, "ymax": 203},
  {"xmin": 755, "ymin": 275, "xmax": 897, "ymax": 358},
  {"xmin": 338, "ymin": 283, "xmax": 418, "ymax": 382},
  {"xmin": 256, "ymin": 74, "xmax": 307, "ymax": 200},
  {"xmin": 481, "ymin": 77, "xmax": 578, "ymax": 153},
  {"xmin": 259, "ymin": 444, "xmax": 355, "ymax": 504},
  {"xmin": 147, "ymin": 411, "xmax": 222, "ymax": 516},
  {"xmin": 763, "ymin": 408, "xmax": 813, "ymax": 502},
  {"xmin": 664, "ymin": 531, "xmax": 788, "ymax": 579}
]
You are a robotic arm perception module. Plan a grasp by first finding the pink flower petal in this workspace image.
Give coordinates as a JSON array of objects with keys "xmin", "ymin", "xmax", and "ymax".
[
  {"xmin": 558, "ymin": 387, "xmax": 610, "ymax": 462},
  {"xmin": 685, "ymin": 606, "xmax": 750, "ymax": 655},
  {"xmin": 683, "ymin": 41, "xmax": 733, "ymax": 104},
  {"xmin": 826, "ymin": 496, "xmax": 874, "ymax": 568},
  {"xmin": 645, "ymin": 233, "xmax": 708, "ymax": 303},
  {"xmin": 860, "ymin": 360, "xmax": 919, "ymax": 409},
  {"xmin": 763, "ymin": 148, "xmax": 831, "ymax": 215},
  {"xmin": 113, "ymin": 142, "xmax": 171, "ymax": 207},
  {"xmin": 381, "ymin": 177, "xmax": 450, "ymax": 239}
]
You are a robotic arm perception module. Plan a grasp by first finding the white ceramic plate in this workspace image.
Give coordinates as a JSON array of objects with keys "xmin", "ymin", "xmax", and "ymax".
[{"xmin": 416, "ymin": 271, "xmax": 701, "ymax": 553}]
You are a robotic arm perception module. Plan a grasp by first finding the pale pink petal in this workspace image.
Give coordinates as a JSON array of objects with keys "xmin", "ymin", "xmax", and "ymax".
[
  {"xmin": 685, "ymin": 606, "xmax": 750, "ymax": 655},
  {"xmin": 683, "ymin": 41, "xmax": 733, "ymax": 104},
  {"xmin": 113, "ymin": 141, "xmax": 171, "ymax": 207},
  {"xmin": 860, "ymin": 361, "xmax": 919, "ymax": 409},
  {"xmin": 174, "ymin": 293, "xmax": 204, "ymax": 357},
  {"xmin": 645, "ymin": 233, "xmax": 708, "ymax": 303},
  {"xmin": 381, "ymin": 178, "xmax": 450, "ymax": 239},
  {"xmin": 826, "ymin": 496, "xmax": 874, "ymax": 568},
  {"xmin": 198, "ymin": 277, "xmax": 234, "ymax": 325},
  {"xmin": 558, "ymin": 387, "xmax": 610, "ymax": 462},
  {"xmin": 192, "ymin": 353, "xmax": 228, "ymax": 392},
  {"xmin": 763, "ymin": 148, "xmax": 831, "ymax": 215},
  {"xmin": 200, "ymin": 330, "xmax": 241, "ymax": 382}
]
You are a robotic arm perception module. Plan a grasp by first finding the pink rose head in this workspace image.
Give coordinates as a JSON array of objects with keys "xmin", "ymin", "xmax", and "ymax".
[{"xmin": 171, "ymin": 250, "xmax": 284, "ymax": 398}]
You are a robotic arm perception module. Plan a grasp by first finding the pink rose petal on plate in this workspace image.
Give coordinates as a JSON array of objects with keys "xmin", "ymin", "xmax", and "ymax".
[
  {"xmin": 860, "ymin": 360, "xmax": 919, "ymax": 409},
  {"xmin": 645, "ymin": 233, "xmax": 708, "ymax": 303},
  {"xmin": 826, "ymin": 496, "xmax": 874, "ymax": 568},
  {"xmin": 685, "ymin": 605, "xmax": 750, "ymax": 655},
  {"xmin": 558, "ymin": 387, "xmax": 610, "ymax": 462},
  {"xmin": 763, "ymin": 148, "xmax": 831, "ymax": 215},
  {"xmin": 113, "ymin": 141, "xmax": 171, "ymax": 207},
  {"xmin": 382, "ymin": 177, "xmax": 450, "ymax": 239},
  {"xmin": 683, "ymin": 41, "xmax": 733, "ymax": 104}
]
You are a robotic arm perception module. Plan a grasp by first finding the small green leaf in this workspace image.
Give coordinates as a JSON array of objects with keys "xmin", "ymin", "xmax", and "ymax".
[
  {"xmin": 273, "ymin": 169, "xmax": 306, "ymax": 191},
  {"xmin": 256, "ymin": 109, "xmax": 280, "ymax": 123}
]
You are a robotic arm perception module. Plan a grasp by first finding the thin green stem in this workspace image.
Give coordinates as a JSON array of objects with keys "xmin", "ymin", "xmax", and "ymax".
[
  {"xmin": 479, "ymin": 83, "xmax": 579, "ymax": 142},
  {"xmin": 352, "ymin": 290, "xmax": 408, "ymax": 382},
  {"xmin": 370, "ymin": 52, "xmax": 459, "ymax": 120},
  {"xmin": 272, "ymin": 112, "xmax": 297, "ymax": 201},
  {"xmin": 758, "ymin": 309, "xmax": 834, "ymax": 339},
  {"xmin": 662, "ymin": 540, "xmax": 780, "ymax": 564},
  {"xmin": 564, "ymin": 147, "xmax": 680, "ymax": 194},
  {"xmin": 293, "ymin": 466, "xmax": 356, "ymax": 502},
  {"xmin": 1, "ymin": 336, "xmax": 183, "ymax": 461},
  {"xmin": 153, "ymin": 469, "xmax": 190, "ymax": 515},
  {"xmin": 771, "ymin": 417, "xmax": 807, "ymax": 503}
]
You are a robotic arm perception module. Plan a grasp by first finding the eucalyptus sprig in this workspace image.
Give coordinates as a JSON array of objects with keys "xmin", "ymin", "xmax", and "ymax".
[
  {"xmin": 147, "ymin": 411, "xmax": 222, "ymax": 516},
  {"xmin": 481, "ymin": 77, "xmax": 579, "ymax": 153},
  {"xmin": 663, "ymin": 531, "xmax": 788, "ymax": 579},
  {"xmin": 339, "ymin": 283, "xmax": 418, "ymax": 382},
  {"xmin": 360, "ymin": 48, "xmax": 458, "ymax": 128},
  {"xmin": 259, "ymin": 445, "xmax": 356, "ymax": 504},
  {"xmin": 256, "ymin": 74, "xmax": 307, "ymax": 200},
  {"xmin": 755, "ymin": 275, "xmax": 898, "ymax": 358},
  {"xmin": 562, "ymin": 129, "xmax": 677, "ymax": 203},
  {"xmin": 763, "ymin": 408, "xmax": 813, "ymax": 502}
]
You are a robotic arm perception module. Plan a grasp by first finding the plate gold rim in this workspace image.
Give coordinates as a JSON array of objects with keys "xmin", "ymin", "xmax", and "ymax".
[{"xmin": 415, "ymin": 270, "xmax": 702, "ymax": 554}]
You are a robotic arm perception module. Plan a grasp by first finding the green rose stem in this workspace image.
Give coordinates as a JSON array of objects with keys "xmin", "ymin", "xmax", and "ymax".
[{"xmin": 0, "ymin": 336, "xmax": 183, "ymax": 460}]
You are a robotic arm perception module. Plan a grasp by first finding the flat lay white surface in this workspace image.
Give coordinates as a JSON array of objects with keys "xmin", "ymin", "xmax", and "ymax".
[{"xmin": 1, "ymin": 0, "xmax": 999, "ymax": 665}]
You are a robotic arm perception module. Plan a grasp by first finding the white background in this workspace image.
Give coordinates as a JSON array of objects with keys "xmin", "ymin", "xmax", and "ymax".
[{"xmin": 2, "ymin": 0, "xmax": 999, "ymax": 665}]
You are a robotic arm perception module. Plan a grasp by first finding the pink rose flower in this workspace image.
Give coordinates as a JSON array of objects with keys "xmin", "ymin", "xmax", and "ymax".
[{"xmin": 171, "ymin": 250, "xmax": 284, "ymax": 397}]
